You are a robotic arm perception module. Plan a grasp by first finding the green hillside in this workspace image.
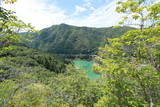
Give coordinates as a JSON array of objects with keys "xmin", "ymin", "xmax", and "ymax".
[
  {"xmin": 1, "ymin": 0, "xmax": 160, "ymax": 106},
  {"xmin": 0, "ymin": 44, "xmax": 102, "ymax": 107},
  {"xmin": 0, "ymin": 44, "xmax": 68, "ymax": 76},
  {"xmin": 28, "ymin": 24, "xmax": 135, "ymax": 58}
]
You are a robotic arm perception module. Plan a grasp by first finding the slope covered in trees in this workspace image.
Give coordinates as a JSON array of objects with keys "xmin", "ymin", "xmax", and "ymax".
[
  {"xmin": 28, "ymin": 24, "xmax": 135, "ymax": 58},
  {"xmin": 0, "ymin": 1, "xmax": 103, "ymax": 106},
  {"xmin": 0, "ymin": 44, "xmax": 68, "ymax": 75},
  {"xmin": 0, "ymin": 44, "xmax": 103, "ymax": 107},
  {"xmin": 0, "ymin": 0, "xmax": 160, "ymax": 106}
]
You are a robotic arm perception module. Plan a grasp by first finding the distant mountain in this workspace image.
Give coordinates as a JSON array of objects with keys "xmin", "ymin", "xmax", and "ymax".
[{"xmin": 28, "ymin": 24, "xmax": 135, "ymax": 59}]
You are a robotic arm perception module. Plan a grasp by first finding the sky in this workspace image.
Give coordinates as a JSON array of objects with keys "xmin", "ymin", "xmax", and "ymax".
[{"xmin": 2, "ymin": 0, "xmax": 124, "ymax": 30}]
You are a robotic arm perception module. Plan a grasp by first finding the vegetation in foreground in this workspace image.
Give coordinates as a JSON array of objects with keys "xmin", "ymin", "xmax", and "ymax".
[
  {"xmin": 0, "ymin": 0, "xmax": 160, "ymax": 107},
  {"xmin": 0, "ymin": 44, "xmax": 103, "ymax": 107}
]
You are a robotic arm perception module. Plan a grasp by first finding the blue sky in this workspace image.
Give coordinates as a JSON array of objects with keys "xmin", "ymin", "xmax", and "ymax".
[
  {"xmin": 56, "ymin": 0, "xmax": 110, "ymax": 15},
  {"xmin": 3, "ymin": 0, "xmax": 123, "ymax": 29}
]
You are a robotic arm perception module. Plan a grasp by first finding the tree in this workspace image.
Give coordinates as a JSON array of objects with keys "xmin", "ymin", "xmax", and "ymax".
[
  {"xmin": 115, "ymin": 0, "xmax": 160, "ymax": 72},
  {"xmin": 94, "ymin": 0, "xmax": 160, "ymax": 106},
  {"xmin": 0, "ymin": 0, "xmax": 35, "ymax": 54},
  {"xmin": 116, "ymin": 0, "xmax": 160, "ymax": 30},
  {"xmin": 0, "ymin": 0, "xmax": 36, "ymax": 62}
]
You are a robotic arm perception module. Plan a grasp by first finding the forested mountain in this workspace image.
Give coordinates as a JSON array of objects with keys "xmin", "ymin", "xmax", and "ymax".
[
  {"xmin": 1, "ymin": 0, "xmax": 160, "ymax": 106},
  {"xmin": 0, "ymin": 44, "xmax": 68, "ymax": 75},
  {"xmin": 0, "ymin": 44, "xmax": 102, "ymax": 107},
  {"xmin": 28, "ymin": 24, "xmax": 135, "ymax": 58}
]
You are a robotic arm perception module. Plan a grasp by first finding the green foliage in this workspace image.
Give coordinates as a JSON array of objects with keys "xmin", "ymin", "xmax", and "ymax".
[
  {"xmin": 0, "ymin": 1, "xmax": 35, "ymax": 55},
  {"xmin": 47, "ymin": 70, "xmax": 102, "ymax": 107},
  {"xmin": 0, "ymin": 80, "xmax": 19, "ymax": 106},
  {"xmin": 28, "ymin": 24, "xmax": 134, "ymax": 59},
  {"xmin": 9, "ymin": 83, "xmax": 51, "ymax": 107},
  {"xmin": 94, "ymin": 26, "xmax": 160, "ymax": 106},
  {"xmin": 0, "ymin": 45, "xmax": 67, "ymax": 74},
  {"xmin": 0, "ymin": 7, "xmax": 35, "ymax": 46},
  {"xmin": 147, "ymin": 2, "xmax": 160, "ymax": 27},
  {"xmin": 94, "ymin": 2, "xmax": 160, "ymax": 105},
  {"xmin": 0, "ymin": 0, "xmax": 159, "ymax": 106},
  {"xmin": 0, "ymin": 2, "xmax": 103, "ymax": 106},
  {"xmin": 116, "ymin": 0, "xmax": 160, "ymax": 29},
  {"xmin": 0, "ymin": 44, "xmax": 104, "ymax": 107}
]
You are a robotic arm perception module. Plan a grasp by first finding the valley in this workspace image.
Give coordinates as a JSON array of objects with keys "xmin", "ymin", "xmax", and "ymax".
[
  {"xmin": 25, "ymin": 24, "xmax": 134, "ymax": 78},
  {"xmin": 0, "ymin": 0, "xmax": 160, "ymax": 106}
]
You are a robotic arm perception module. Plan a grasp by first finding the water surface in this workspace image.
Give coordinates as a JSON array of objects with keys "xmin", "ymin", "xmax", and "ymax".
[{"xmin": 74, "ymin": 60, "xmax": 100, "ymax": 79}]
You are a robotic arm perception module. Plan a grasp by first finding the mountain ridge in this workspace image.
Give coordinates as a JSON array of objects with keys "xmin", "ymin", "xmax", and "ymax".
[{"xmin": 28, "ymin": 24, "xmax": 135, "ymax": 59}]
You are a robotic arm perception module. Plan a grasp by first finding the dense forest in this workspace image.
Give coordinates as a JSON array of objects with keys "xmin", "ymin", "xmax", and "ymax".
[
  {"xmin": 27, "ymin": 24, "xmax": 134, "ymax": 58},
  {"xmin": 0, "ymin": 0, "xmax": 160, "ymax": 107}
]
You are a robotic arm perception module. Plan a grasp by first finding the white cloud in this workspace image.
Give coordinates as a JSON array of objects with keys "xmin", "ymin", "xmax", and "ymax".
[
  {"xmin": 84, "ymin": 0, "xmax": 95, "ymax": 11},
  {"xmin": 74, "ymin": 5, "xmax": 87, "ymax": 15},
  {"xmin": 84, "ymin": 0, "xmax": 92, "ymax": 7},
  {"xmin": 2, "ymin": 0, "xmax": 67, "ymax": 30},
  {"xmin": 2, "ymin": 0, "xmax": 123, "ymax": 29},
  {"xmin": 67, "ymin": 0, "xmax": 123, "ymax": 27}
]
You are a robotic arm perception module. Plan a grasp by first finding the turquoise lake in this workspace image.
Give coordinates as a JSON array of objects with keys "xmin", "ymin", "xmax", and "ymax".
[{"xmin": 74, "ymin": 60, "xmax": 100, "ymax": 79}]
